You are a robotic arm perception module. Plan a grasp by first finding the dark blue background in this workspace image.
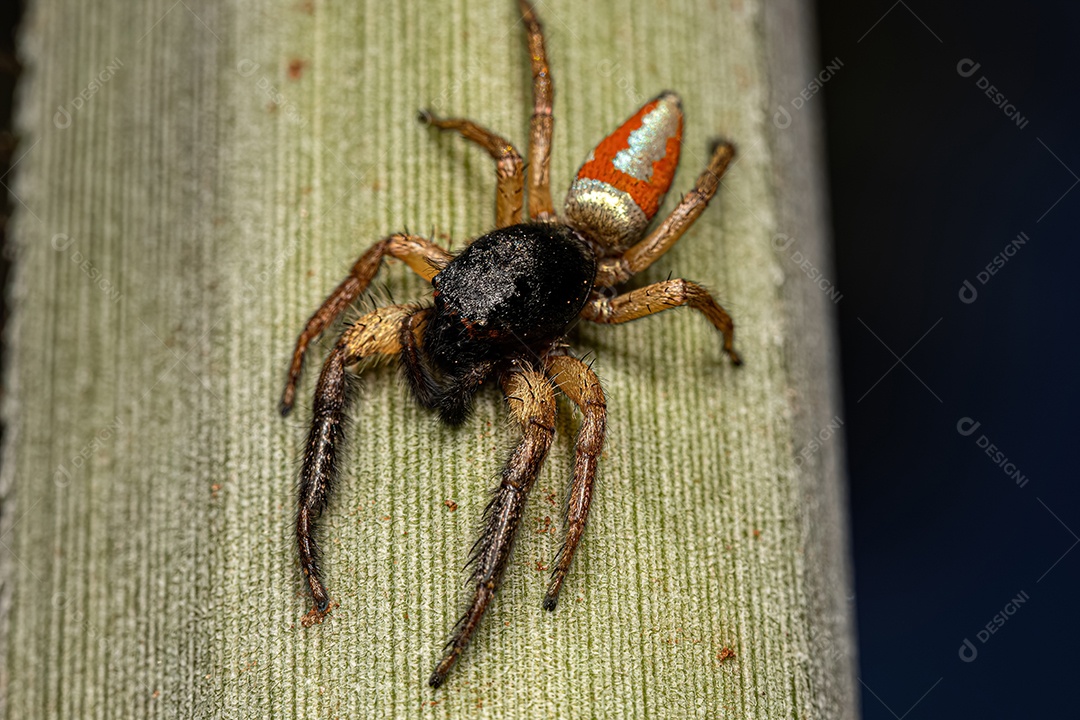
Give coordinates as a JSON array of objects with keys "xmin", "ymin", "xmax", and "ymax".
[{"xmin": 816, "ymin": 1, "xmax": 1078, "ymax": 715}]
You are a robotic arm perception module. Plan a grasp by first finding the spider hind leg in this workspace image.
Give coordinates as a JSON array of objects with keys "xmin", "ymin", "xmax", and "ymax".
[{"xmin": 582, "ymin": 278, "xmax": 742, "ymax": 366}]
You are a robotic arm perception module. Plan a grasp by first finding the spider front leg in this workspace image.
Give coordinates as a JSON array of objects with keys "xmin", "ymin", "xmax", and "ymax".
[
  {"xmin": 281, "ymin": 234, "xmax": 450, "ymax": 415},
  {"xmin": 297, "ymin": 304, "xmax": 421, "ymax": 619},
  {"xmin": 429, "ymin": 363, "xmax": 556, "ymax": 688},
  {"xmin": 543, "ymin": 354, "xmax": 607, "ymax": 610},
  {"xmin": 582, "ymin": 278, "xmax": 743, "ymax": 366},
  {"xmin": 418, "ymin": 112, "xmax": 524, "ymax": 229}
]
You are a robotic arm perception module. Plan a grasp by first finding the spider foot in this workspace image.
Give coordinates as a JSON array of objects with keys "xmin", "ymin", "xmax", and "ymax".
[
  {"xmin": 543, "ymin": 569, "xmax": 567, "ymax": 611},
  {"xmin": 428, "ymin": 669, "xmax": 447, "ymax": 689},
  {"xmin": 279, "ymin": 388, "xmax": 296, "ymax": 417}
]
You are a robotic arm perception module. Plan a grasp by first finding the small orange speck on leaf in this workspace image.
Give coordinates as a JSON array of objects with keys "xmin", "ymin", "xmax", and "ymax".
[{"xmin": 288, "ymin": 58, "xmax": 308, "ymax": 80}]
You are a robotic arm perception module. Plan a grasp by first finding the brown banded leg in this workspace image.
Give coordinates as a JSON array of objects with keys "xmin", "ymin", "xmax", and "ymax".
[
  {"xmin": 543, "ymin": 354, "xmax": 606, "ymax": 610},
  {"xmin": 429, "ymin": 364, "xmax": 556, "ymax": 688},
  {"xmin": 582, "ymin": 278, "xmax": 743, "ymax": 365},
  {"xmin": 297, "ymin": 304, "xmax": 419, "ymax": 623},
  {"xmin": 418, "ymin": 111, "xmax": 524, "ymax": 228},
  {"xmin": 594, "ymin": 141, "xmax": 736, "ymax": 287},
  {"xmin": 519, "ymin": 0, "xmax": 555, "ymax": 219},
  {"xmin": 281, "ymin": 234, "xmax": 450, "ymax": 415}
]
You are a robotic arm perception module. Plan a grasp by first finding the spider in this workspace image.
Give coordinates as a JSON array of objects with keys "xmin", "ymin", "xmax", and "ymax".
[{"xmin": 279, "ymin": 0, "xmax": 742, "ymax": 689}]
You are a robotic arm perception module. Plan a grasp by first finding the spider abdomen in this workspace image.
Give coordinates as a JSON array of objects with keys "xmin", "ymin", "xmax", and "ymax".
[
  {"xmin": 426, "ymin": 223, "xmax": 596, "ymax": 370},
  {"xmin": 565, "ymin": 91, "xmax": 684, "ymax": 252}
]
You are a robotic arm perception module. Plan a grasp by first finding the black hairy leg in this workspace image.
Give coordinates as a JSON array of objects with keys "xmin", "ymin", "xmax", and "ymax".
[
  {"xmin": 297, "ymin": 304, "xmax": 417, "ymax": 622},
  {"xmin": 397, "ymin": 308, "xmax": 441, "ymax": 410},
  {"xmin": 428, "ymin": 363, "xmax": 556, "ymax": 688}
]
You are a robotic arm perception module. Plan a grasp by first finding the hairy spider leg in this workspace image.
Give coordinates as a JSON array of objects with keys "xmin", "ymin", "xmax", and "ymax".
[
  {"xmin": 297, "ymin": 304, "xmax": 420, "ymax": 619},
  {"xmin": 418, "ymin": 112, "xmax": 524, "ymax": 229},
  {"xmin": 429, "ymin": 364, "xmax": 556, "ymax": 688},
  {"xmin": 281, "ymin": 234, "xmax": 450, "ymax": 415},
  {"xmin": 594, "ymin": 140, "xmax": 736, "ymax": 286},
  {"xmin": 542, "ymin": 354, "xmax": 606, "ymax": 610},
  {"xmin": 519, "ymin": 0, "xmax": 555, "ymax": 219},
  {"xmin": 623, "ymin": 140, "xmax": 736, "ymax": 274},
  {"xmin": 582, "ymin": 277, "xmax": 742, "ymax": 365},
  {"xmin": 586, "ymin": 139, "xmax": 742, "ymax": 365}
]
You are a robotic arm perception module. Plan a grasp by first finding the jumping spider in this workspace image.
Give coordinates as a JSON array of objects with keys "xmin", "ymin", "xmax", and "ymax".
[{"xmin": 280, "ymin": 0, "xmax": 742, "ymax": 688}]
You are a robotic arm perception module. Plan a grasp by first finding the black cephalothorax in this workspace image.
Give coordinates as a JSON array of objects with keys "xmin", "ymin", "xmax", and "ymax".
[
  {"xmin": 408, "ymin": 223, "xmax": 596, "ymax": 423},
  {"xmin": 281, "ymin": 0, "xmax": 742, "ymax": 689}
]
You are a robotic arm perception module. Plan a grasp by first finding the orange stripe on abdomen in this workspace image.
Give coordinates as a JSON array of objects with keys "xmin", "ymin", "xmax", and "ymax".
[{"xmin": 574, "ymin": 92, "xmax": 683, "ymax": 220}]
